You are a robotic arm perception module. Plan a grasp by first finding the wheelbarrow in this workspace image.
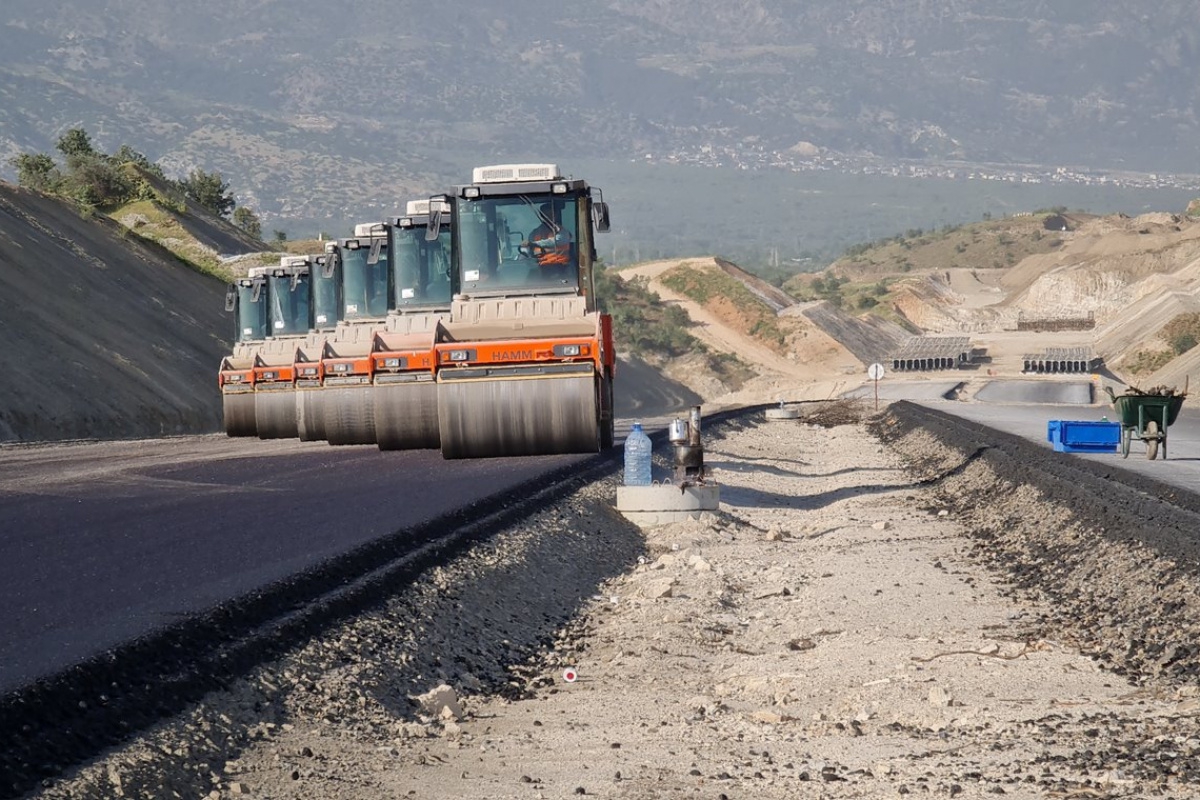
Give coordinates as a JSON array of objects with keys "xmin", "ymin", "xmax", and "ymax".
[{"xmin": 1106, "ymin": 388, "xmax": 1185, "ymax": 460}]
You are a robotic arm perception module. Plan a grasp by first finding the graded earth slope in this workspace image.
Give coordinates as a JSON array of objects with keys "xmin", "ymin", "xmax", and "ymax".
[
  {"xmin": 0, "ymin": 183, "xmax": 234, "ymax": 442},
  {"xmin": 619, "ymin": 258, "xmax": 862, "ymax": 404}
]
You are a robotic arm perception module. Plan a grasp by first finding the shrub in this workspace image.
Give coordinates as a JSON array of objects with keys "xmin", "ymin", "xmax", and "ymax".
[
  {"xmin": 1161, "ymin": 312, "xmax": 1200, "ymax": 355},
  {"xmin": 1124, "ymin": 349, "xmax": 1174, "ymax": 375}
]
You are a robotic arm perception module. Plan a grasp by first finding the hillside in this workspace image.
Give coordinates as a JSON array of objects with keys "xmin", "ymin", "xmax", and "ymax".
[
  {"xmin": 0, "ymin": 182, "xmax": 239, "ymax": 442},
  {"xmin": 613, "ymin": 209, "xmax": 1200, "ymax": 405},
  {"xmin": 112, "ymin": 169, "xmax": 271, "ymax": 278}
]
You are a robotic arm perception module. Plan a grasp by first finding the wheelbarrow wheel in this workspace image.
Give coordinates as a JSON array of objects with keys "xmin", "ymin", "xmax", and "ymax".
[
  {"xmin": 1121, "ymin": 426, "xmax": 1132, "ymax": 458},
  {"xmin": 1145, "ymin": 420, "xmax": 1159, "ymax": 460}
]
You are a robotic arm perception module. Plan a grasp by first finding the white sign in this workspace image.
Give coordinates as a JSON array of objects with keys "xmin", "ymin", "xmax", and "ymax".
[{"xmin": 867, "ymin": 363, "xmax": 885, "ymax": 381}]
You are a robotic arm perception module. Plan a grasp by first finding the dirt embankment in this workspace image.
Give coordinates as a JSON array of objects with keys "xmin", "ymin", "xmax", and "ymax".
[{"xmin": 0, "ymin": 183, "xmax": 235, "ymax": 442}]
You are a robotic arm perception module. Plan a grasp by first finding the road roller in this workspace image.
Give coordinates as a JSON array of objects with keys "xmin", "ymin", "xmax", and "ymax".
[
  {"xmin": 430, "ymin": 163, "xmax": 615, "ymax": 459},
  {"xmin": 250, "ymin": 257, "xmax": 316, "ymax": 439},
  {"xmin": 318, "ymin": 223, "xmax": 391, "ymax": 445},
  {"xmin": 371, "ymin": 199, "xmax": 454, "ymax": 451},
  {"xmin": 295, "ymin": 251, "xmax": 341, "ymax": 442},
  {"xmin": 218, "ymin": 268, "xmax": 270, "ymax": 436}
]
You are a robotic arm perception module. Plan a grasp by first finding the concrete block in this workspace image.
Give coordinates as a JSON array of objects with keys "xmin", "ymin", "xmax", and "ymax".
[{"xmin": 616, "ymin": 484, "xmax": 720, "ymax": 526}]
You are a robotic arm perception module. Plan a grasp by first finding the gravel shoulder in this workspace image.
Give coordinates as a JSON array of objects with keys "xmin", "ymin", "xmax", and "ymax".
[{"xmin": 33, "ymin": 408, "xmax": 1200, "ymax": 800}]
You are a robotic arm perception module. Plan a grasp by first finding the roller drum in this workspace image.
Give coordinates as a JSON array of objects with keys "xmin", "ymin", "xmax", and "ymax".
[
  {"xmin": 223, "ymin": 393, "xmax": 257, "ymax": 437},
  {"xmin": 375, "ymin": 382, "xmax": 440, "ymax": 450},
  {"xmin": 255, "ymin": 390, "xmax": 299, "ymax": 439},
  {"xmin": 296, "ymin": 389, "xmax": 327, "ymax": 442},
  {"xmin": 325, "ymin": 386, "xmax": 377, "ymax": 446},
  {"xmin": 438, "ymin": 373, "xmax": 599, "ymax": 459}
]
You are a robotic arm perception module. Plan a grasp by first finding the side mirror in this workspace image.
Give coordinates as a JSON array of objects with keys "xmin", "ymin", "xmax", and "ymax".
[
  {"xmin": 367, "ymin": 237, "xmax": 382, "ymax": 265},
  {"xmin": 592, "ymin": 201, "xmax": 611, "ymax": 233},
  {"xmin": 426, "ymin": 195, "xmax": 449, "ymax": 242},
  {"xmin": 321, "ymin": 251, "xmax": 338, "ymax": 279},
  {"xmin": 224, "ymin": 284, "xmax": 236, "ymax": 312}
]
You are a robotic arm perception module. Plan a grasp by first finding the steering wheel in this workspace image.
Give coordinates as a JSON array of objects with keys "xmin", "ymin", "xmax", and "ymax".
[{"xmin": 519, "ymin": 241, "xmax": 550, "ymax": 259}]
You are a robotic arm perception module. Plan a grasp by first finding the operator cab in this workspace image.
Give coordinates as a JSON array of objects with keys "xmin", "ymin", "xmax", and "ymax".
[
  {"xmin": 328, "ymin": 222, "xmax": 390, "ymax": 321},
  {"xmin": 389, "ymin": 198, "xmax": 454, "ymax": 312},
  {"xmin": 226, "ymin": 268, "xmax": 270, "ymax": 343},
  {"xmin": 432, "ymin": 163, "xmax": 610, "ymax": 305},
  {"xmin": 310, "ymin": 252, "xmax": 341, "ymax": 331},
  {"xmin": 265, "ymin": 257, "xmax": 312, "ymax": 337}
]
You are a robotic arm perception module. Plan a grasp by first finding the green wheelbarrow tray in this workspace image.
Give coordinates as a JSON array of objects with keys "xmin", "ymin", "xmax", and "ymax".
[{"xmin": 1111, "ymin": 393, "xmax": 1184, "ymax": 430}]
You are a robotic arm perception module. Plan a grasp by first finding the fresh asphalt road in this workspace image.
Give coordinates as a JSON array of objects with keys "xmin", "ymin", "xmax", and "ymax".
[{"xmin": 0, "ymin": 435, "xmax": 598, "ymax": 695}]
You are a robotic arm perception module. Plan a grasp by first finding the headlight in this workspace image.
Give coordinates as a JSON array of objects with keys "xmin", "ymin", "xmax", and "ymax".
[
  {"xmin": 554, "ymin": 344, "xmax": 583, "ymax": 357},
  {"xmin": 261, "ymin": 371, "xmax": 277, "ymax": 381},
  {"xmin": 332, "ymin": 363, "xmax": 350, "ymax": 373},
  {"xmin": 445, "ymin": 349, "xmax": 475, "ymax": 362},
  {"xmin": 300, "ymin": 367, "xmax": 318, "ymax": 377}
]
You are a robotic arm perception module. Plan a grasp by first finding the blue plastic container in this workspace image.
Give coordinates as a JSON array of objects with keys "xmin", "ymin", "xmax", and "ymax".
[
  {"xmin": 1047, "ymin": 420, "xmax": 1120, "ymax": 453},
  {"xmin": 623, "ymin": 422, "xmax": 652, "ymax": 485}
]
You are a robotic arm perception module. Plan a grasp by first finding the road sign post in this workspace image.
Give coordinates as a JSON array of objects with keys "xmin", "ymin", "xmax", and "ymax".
[{"xmin": 867, "ymin": 363, "xmax": 885, "ymax": 411}]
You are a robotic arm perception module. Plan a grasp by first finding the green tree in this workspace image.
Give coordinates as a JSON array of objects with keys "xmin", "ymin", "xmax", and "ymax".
[
  {"xmin": 179, "ymin": 168, "xmax": 235, "ymax": 217},
  {"xmin": 65, "ymin": 155, "xmax": 133, "ymax": 207},
  {"xmin": 9, "ymin": 153, "xmax": 57, "ymax": 191},
  {"xmin": 56, "ymin": 128, "xmax": 95, "ymax": 161},
  {"xmin": 110, "ymin": 145, "xmax": 167, "ymax": 181},
  {"xmin": 232, "ymin": 206, "xmax": 263, "ymax": 239}
]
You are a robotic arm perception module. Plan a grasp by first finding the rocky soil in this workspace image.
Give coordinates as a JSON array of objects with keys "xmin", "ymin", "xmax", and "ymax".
[{"xmin": 28, "ymin": 404, "xmax": 1200, "ymax": 800}]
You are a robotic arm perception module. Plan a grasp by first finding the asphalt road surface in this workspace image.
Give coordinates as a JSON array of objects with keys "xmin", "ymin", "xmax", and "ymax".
[{"xmin": 0, "ymin": 436, "xmax": 590, "ymax": 695}]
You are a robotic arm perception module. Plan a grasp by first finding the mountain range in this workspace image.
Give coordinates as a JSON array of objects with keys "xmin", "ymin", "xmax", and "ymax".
[{"xmin": 3, "ymin": 1, "xmax": 1199, "ymax": 238}]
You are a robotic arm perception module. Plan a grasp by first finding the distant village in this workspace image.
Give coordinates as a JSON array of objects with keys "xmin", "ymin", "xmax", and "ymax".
[{"xmin": 647, "ymin": 143, "xmax": 1200, "ymax": 194}]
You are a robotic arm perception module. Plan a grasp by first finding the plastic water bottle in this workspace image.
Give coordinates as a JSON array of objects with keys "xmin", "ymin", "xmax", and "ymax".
[{"xmin": 623, "ymin": 422, "xmax": 652, "ymax": 486}]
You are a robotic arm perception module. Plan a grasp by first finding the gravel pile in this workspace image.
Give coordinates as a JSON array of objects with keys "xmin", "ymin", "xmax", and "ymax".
[{"xmin": 29, "ymin": 411, "xmax": 1200, "ymax": 799}]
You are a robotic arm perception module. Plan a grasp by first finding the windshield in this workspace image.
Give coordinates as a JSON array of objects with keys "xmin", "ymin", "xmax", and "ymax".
[
  {"xmin": 311, "ymin": 261, "xmax": 339, "ymax": 329},
  {"xmin": 392, "ymin": 224, "xmax": 453, "ymax": 309},
  {"xmin": 267, "ymin": 273, "xmax": 311, "ymax": 336},
  {"xmin": 454, "ymin": 195, "xmax": 579, "ymax": 295},
  {"xmin": 341, "ymin": 242, "xmax": 390, "ymax": 320},
  {"xmin": 235, "ymin": 280, "xmax": 268, "ymax": 342}
]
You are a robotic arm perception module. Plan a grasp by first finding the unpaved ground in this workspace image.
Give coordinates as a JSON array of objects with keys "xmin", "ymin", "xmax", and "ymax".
[{"xmin": 34, "ymin": 407, "xmax": 1200, "ymax": 800}]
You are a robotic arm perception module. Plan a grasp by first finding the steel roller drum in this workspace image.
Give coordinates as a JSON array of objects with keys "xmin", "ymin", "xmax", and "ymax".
[
  {"xmin": 374, "ymin": 382, "xmax": 439, "ymax": 450},
  {"xmin": 438, "ymin": 371, "xmax": 599, "ymax": 459},
  {"xmin": 255, "ymin": 390, "xmax": 299, "ymax": 439},
  {"xmin": 324, "ymin": 386, "xmax": 377, "ymax": 445},
  {"xmin": 223, "ymin": 393, "xmax": 257, "ymax": 437},
  {"xmin": 296, "ymin": 389, "xmax": 327, "ymax": 441}
]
